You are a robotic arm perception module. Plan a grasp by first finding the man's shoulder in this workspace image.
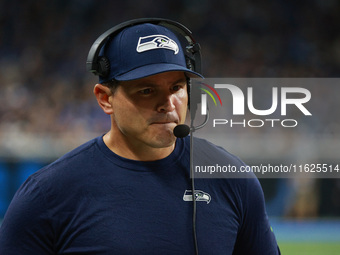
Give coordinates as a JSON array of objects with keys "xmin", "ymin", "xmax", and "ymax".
[
  {"xmin": 56, "ymin": 136, "xmax": 99, "ymax": 163},
  {"xmin": 29, "ymin": 136, "xmax": 101, "ymax": 182},
  {"xmin": 192, "ymin": 136, "xmax": 246, "ymax": 167},
  {"xmin": 191, "ymin": 136, "xmax": 259, "ymax": 179}
]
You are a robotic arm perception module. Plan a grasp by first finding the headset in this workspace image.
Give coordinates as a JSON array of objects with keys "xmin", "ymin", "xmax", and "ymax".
[{"xmin": 87, "ymin": 18, "xmax": 202, "ymax": 255}]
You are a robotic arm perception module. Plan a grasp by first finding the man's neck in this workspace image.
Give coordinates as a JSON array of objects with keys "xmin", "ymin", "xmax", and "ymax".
[{"xmin": 102, "ymin": 131, "xmax": 175, "ymax": 161}]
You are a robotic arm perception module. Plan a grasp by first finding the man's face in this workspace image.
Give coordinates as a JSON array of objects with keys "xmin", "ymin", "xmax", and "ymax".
[{"xmin": 109, "ymin": 71, "xmax": 188, "ymax": 150}]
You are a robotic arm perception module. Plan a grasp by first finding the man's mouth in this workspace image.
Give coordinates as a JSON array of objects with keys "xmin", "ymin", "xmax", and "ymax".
[
  {"xmin": 151, "ymin": 122, "xmax": 178, "ymax": 128},
  {"xmin": 151, "ymin": 121, "xmax": 177, "ymax": 124},
  {"xmin": 149, "ymin": 114, "xmax": 180, "ymax": 126}
]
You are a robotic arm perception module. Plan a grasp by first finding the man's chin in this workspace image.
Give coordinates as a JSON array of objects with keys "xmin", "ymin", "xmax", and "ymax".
[{"xmin": 148, "ymin": 130, "xmax": 177, "ymax": 148}]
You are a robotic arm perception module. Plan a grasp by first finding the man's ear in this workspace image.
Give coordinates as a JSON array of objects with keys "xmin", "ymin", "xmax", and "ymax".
[{"xmin": 93, "ymin": 84, "xmax": 114, "ymax": 115}]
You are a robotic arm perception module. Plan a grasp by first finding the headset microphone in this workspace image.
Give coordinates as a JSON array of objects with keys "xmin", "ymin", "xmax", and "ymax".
[
  {"xmin": 173, "ymin": 124, "xmax": 190, "ymax": 138},
  {"xmin": 173, "ymin": 109, "xmax": 210, "ymax": 138}
]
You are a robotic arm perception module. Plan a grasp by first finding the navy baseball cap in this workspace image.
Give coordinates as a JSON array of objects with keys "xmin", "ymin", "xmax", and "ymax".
[{"xmin": 98, "ymin": 23, "xmax": 203, "ymax": 83}]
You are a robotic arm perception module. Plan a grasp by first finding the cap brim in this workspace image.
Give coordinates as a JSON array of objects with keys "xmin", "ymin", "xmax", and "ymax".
[{"xmin": 114, "ymin": 63, "xmax": 203, "ymax": 81}]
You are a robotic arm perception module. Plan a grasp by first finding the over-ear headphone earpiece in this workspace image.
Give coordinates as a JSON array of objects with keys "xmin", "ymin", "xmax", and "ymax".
[{"xmin": 96, "ymin": 56, "xmax": 111, "ymax": 77}]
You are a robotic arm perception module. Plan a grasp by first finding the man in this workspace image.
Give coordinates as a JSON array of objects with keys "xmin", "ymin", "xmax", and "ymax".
[{"xmin": 0, "ymin": 19, "xmax": 280, "ymax": 254}]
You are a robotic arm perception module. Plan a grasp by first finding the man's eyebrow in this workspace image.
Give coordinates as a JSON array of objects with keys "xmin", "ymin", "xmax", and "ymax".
[
  {"xmin": 132, "ymin": 82, "xmax": 156, "ymax": 88},
  {"xmin": 172, "ymin": 78, "xmax": 187, "ymax": 85}
]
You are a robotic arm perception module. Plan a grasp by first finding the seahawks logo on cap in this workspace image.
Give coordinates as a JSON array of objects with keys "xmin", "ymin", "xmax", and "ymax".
[{"xmin": 136, "ymin": 35, "xmax": 179, "ymax": 54}]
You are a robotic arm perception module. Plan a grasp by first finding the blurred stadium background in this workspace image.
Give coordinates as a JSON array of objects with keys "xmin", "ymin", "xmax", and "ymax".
[{"xmin": 1, "ymin": 0, "xmax": 339, "ymax": 253}]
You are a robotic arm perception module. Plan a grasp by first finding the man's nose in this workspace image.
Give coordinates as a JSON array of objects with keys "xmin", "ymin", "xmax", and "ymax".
[{"xmin": 156, "ymin": 93, "xmax": 176, "ymax": 113}]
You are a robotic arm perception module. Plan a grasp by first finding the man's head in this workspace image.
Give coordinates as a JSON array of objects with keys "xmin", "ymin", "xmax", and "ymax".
[{"xmin": 89, "ymin": 19, "xmax": 202, "ymax": 160}]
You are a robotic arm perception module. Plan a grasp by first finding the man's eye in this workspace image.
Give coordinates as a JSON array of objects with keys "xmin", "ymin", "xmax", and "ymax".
[
  {"xmin": 172, "ymin": 85, "xmax": 183, "ymax": 92},
  {"xmin": 139, "ymin": 88, "xmax": 153, "ymax": 95}
]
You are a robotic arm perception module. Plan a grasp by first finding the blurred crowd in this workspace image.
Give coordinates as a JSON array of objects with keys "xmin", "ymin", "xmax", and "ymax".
[
  {"xmin": 1, "ymin": 0, "xmax": 340, "ymax": 156},
  {"xmin": 0, "ymin": 0, "xmax": 339, "ymax": 217}
]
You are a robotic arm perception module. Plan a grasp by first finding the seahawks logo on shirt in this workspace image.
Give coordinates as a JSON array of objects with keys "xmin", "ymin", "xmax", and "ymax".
[
  {"xmin": 183, "ymin": 190, "xmax": 211, "ymax": 204},
  {"xmin": 136, "ymin": 35, "xmax": 179, "ymax": 54}
]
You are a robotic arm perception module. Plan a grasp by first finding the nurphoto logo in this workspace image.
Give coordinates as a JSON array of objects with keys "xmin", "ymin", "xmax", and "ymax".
[{"xmin": 195, "ymin": 79, "xmax": 312, "ymax": 128}]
